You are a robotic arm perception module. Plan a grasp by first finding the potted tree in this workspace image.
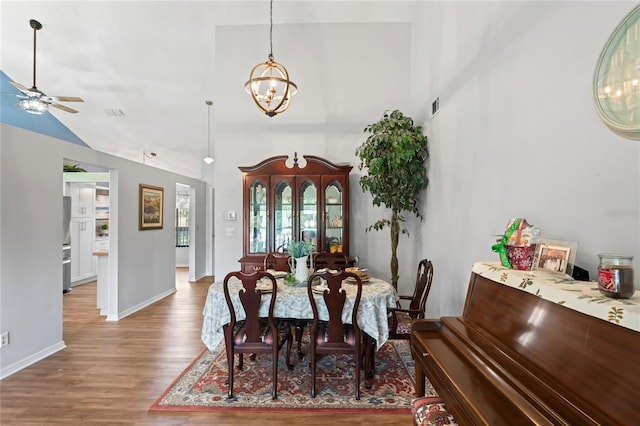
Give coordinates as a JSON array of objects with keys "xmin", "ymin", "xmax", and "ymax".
[{"xmin": 355, "ymin": 110, "xmax": 429, "ymax": 289}]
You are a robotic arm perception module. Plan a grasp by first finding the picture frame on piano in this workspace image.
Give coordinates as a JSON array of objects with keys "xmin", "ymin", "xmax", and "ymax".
[{"xmin": 532, "ymin": 239, "xmax": 578, "ymax": 276}]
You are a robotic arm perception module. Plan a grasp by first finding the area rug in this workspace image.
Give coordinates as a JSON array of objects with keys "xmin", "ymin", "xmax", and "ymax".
[{"xmin": 150, "ymin": 339, "xmax": 436, "ymax": 413}]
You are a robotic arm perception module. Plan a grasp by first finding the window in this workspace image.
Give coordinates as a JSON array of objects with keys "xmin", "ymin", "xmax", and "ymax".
[{"xmin": 176, "ymin": 192, "xmax": 190, "ymax": 247}]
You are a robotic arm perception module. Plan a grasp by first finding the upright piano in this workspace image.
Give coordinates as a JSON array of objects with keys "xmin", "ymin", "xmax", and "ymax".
[{"xmin": 411, "ymin": 262, "xmax": 640, "ymax": 425}]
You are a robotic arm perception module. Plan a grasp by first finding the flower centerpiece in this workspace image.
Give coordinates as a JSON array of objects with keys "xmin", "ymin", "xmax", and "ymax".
[{"xmin": 288, "ymin": 240, "xmax": 313, "ymax": 258}]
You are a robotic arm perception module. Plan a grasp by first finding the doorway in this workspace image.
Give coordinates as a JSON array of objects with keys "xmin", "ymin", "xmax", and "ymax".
[{"xmin": 62, "ymin": 160, "xmax": 116, "ymax": 321}]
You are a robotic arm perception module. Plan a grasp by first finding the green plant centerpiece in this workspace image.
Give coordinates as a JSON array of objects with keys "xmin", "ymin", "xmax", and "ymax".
[
  {"xmin": 288, "ymin": 240, "xmax": 313, "ymax": 258},
  {"xmin": 287, "ymin": 240, "xmax": 314, "ymax": 284},
  {"xmin": 355, "ymin": 110, "xmax": 429, "ymax": 289}
]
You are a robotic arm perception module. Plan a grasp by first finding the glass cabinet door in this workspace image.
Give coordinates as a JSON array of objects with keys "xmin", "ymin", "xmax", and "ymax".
[
  {"xmin": 274, "ymin": 180, "xmax": 293, "ymax": 252},
  {"xmin": 324, "ymin": 182, "xmax": 344, "ymax": 253},
  {"xmin": 299, "ymin": 180, "xmax": 318, "ymax": 251},
  {"xmin": 248, "ymin": 179, "xmax": 268, "ymax": 254}
]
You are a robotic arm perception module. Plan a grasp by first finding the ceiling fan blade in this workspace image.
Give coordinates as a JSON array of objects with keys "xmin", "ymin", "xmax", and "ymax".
[
  {"xmin": 51, "ymin": 96, "xmax": 84, "ymax": 102},
  {"xmin": 10, "ymin": 81, "xmax": 30, "ymax": 94},
  {"xmin": 51, "ymin": 103, "xmax": 79, "ymax": 114}
]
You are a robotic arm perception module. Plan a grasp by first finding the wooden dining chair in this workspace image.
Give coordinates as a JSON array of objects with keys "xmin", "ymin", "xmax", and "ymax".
[
  {"xmin": 313, "ymin": 251, "xmax": 349, "ymax": 271},
  {"xmin": 291, "ymin": 252, "xmax": 351, "ymax": 362},
  {"xmin": 222, "ymin": 270, "xmax": 294, "ymax": 400},
  {"xmin": 263, "ymin": 251, "xmax": 291, "ymax": 272},
  {"xmin": 307, "ymin": 269, "xmax": 372, "ymax": 400},
  {"xmin": 388, "ymin": 258, "xmax": 434, "ymax": 340}
]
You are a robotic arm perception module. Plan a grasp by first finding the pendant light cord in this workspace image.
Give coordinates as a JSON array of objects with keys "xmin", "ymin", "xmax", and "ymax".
[
  {"xmin": 207, "ymin": 102, "xmax": 211, "ymax": 156},
  {"xmin": 268, "ymin": 0, "xmax": 274, "ymax": 61}
]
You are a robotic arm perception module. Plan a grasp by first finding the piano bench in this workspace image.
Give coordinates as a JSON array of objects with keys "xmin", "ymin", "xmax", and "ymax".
[{"xmin": 411, "ymin": 397, "xmax": 458, "ymax": 426}]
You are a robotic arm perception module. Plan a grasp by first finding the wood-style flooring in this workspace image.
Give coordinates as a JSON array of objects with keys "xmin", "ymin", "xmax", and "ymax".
[{"xmin": 0, "ymin": 268, "xmax": 412, "ymax": 425}]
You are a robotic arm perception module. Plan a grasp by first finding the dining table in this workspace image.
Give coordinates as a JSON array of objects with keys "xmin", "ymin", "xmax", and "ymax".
[{"xmin": 201, "ymin": 273, "xmax": 399, "ymax": 352}]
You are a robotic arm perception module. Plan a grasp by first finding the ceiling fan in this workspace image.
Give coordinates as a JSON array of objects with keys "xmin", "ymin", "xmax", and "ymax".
[{"xmin": 8, "ymin": 19, "xmax": 83, "ymax": 114}]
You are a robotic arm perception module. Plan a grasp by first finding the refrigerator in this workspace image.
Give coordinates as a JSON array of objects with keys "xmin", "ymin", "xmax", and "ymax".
[{"xmin": 63, "ymin": 196, "xmax": 72, "ymax": 293}]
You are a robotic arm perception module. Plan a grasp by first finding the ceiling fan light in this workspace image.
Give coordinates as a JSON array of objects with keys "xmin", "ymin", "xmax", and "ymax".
[{"xmin": 18, "ymin": 98, "xmax": 48, "ymax": 114}]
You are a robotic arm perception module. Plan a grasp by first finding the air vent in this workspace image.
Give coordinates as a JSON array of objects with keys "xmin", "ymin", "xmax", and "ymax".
[
  {"xmin": 431, "ymin": 97, "xmax": 440, "ymax": 117},
  {"xmin": 104, "ymin": 109, "xmax": 125, "ymax": 117}
]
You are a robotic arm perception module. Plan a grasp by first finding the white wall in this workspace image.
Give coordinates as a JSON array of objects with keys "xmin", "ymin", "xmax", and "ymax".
[
  {"xmin": 410, "ymin": 1, "xmax": 639, "ymax": 317},
  {"xmin": 0, "ymin": 124, "xmax": 207, "ymax": 378}
]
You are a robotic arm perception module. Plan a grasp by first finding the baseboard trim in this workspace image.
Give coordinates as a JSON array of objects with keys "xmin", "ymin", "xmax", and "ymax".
[
  {"xmin": 0, "ymin": 340, "xmax": 67, "ymax": 380},
  {"xmin": 110, "ymin": 288, "xmax": 177, "ymax": 321}
]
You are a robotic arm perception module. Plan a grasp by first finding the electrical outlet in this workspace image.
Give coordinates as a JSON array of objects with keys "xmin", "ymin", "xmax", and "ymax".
[{"xmin": 0, "ymin": 331, "xmax": 9, "ymax": 348}]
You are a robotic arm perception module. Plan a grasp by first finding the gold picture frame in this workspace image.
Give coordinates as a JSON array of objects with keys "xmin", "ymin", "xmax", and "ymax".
[{"xmin": 139, "ymin": 184, "xmax": 164, "ymax": 230}]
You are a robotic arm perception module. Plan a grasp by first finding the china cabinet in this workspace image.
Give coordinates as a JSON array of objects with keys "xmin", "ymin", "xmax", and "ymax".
[{"xmin": 239, "ymin": 154, "xmax": 352, "ymax": 272}]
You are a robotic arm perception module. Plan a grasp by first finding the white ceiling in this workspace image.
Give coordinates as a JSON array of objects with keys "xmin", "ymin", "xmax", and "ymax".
[{"xmin": 1, "ymin": 1, "xmax": 416, "ymax": 178}]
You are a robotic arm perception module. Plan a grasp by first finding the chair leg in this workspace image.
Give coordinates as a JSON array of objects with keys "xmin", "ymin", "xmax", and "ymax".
[
  {"xmin": 295, "ymin": 321, "xmax": 305, "ymax": 360},
  {"xmin": 278, "ymin": 324, "xmax": 295, "ymax": 370},
  {"xmin": 310, "ymin": 346, "xmax": 316, "ymax": 398},
  {"xmin": 224, "ymin": 327, "xmax": 235, "ymax": 399},
  {"xmin": 272, "ymin": 346, "xmax": 278, "ymax": 400},
  {"xmin": 285, "ymin": 333, "xmax": 294, "ymax": 370},
  {"xmin": 227, "ymin": 351, "xmax": 235, "ymax": 399},
  {"xmin": 238, "ymin": 353, "xmax": 244, "ymax": 370},
  {"xmin": 366, "ymin": 336, "xmax": 376, "ymax": 380},
  {"xmin": 354, "ymin": 342, "xmax": 361, "ymax": 400}
]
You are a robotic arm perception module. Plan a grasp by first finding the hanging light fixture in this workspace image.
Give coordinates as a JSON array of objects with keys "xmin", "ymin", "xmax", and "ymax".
[
  {"xmin": 245, "ymin": 0, "xmax": 297, "ymax": 117},
  {"xmin": 203, "ymin": 100, "xmax": 214, "ymax": 164}
]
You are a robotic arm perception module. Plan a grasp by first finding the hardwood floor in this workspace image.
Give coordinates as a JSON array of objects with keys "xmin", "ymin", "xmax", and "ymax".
[{"xmin": 0, "ymin": 268, "xmax": 412, "ymax": 425}]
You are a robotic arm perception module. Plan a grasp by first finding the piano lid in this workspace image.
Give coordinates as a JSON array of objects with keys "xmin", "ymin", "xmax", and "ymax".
[{"xmin": 472, "ymin": 262, "xmax": 639, "ymax": 333}]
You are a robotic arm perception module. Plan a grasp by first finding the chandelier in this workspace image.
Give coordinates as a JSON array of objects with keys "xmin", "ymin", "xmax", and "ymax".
[
  {"xmin": 203, "ymin": 100, "xmax": 214, "ymax": 164},
  {"xmin": 245, "ymin": 0, "xmax": 297, "ymax": 117}
]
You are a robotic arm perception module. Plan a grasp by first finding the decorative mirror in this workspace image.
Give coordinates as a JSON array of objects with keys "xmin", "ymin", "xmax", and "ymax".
[{"xmin": 593, "ymin": 5, "xmax": 640, "ymax": 140}]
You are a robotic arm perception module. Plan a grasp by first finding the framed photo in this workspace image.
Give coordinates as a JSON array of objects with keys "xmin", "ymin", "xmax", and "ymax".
[
  {"xmin": 139, "ymin": 184, "xmax": 164, "ymax": 230},
  {"xmin": 532, "ymin": 239, "xmax": 578, "ymax": 276}
]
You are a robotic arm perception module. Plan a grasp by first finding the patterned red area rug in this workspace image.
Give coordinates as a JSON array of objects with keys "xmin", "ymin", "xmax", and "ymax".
[{"xmin": 149, "ymin": 339, "xmax": 436, "ymax": 413}]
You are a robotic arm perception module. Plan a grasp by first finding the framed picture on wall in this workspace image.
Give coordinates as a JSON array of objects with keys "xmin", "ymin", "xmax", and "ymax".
[
  {"xmin": 532, "ymin": 239, "xmax": 578, "ymax": 276},
  {"xmin": 139, "ymin": 184, "xmax": 164, "ymax": 230}
]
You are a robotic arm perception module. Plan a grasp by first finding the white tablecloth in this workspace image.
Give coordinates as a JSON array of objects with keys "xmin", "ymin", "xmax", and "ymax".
[
  {"xmin": 472, "ymin": 261, "xmax": 640, "ymax": 332},
  {"xmin": 201, "ymin": 276, "xmax": 399, "ymax": 351}
]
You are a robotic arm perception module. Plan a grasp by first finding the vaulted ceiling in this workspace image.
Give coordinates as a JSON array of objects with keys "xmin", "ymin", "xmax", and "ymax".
[{"xmin": 1, "ymin": 1, "xmax": 416, "ymax": 178}]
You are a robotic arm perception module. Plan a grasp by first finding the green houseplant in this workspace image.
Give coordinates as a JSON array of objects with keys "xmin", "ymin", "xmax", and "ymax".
[
  {"xmin": 63, "ymin": 163, "xmax": 86, "ymax": 172},
  {"xmin": 288, "ymin": 240, "xmax": 313, "ymax": 258},
  {"xmin": 355, "ymin": 110, "xmax": 429, "ymax": 289}
]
